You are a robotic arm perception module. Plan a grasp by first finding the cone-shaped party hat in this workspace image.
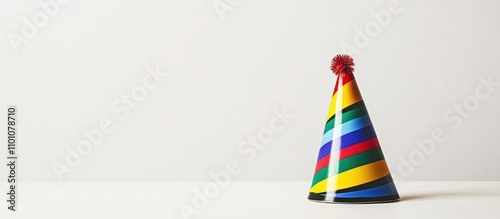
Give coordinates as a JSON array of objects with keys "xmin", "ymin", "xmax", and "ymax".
[{"xmin": 308, "ymin": 54, "xmax": 399, "ymax": 203}]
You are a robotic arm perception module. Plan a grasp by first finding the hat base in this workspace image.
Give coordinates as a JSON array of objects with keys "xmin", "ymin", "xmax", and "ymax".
[{"xmin": 308, "ymin": 193, "xmax": 400, "ymax": 204}]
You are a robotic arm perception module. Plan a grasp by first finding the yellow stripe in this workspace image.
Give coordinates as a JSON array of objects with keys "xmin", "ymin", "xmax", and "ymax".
[
  {"xmin": 309, "ymin": 160, "xmax": 389, "ymax": 193},
  {"xmin": 326, "ymin": 80, "xmax": 363, "ymax": 120}
]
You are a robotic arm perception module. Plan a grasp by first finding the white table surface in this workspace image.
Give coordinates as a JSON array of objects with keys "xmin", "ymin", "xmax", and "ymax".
[{"xmin": 3, "ymin": 181, "xmax": 500, "ymax": 219}]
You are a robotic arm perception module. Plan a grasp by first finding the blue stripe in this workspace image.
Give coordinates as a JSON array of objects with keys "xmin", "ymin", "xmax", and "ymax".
[
  {"xmin": 339, "ymin": 125, "xmax": 377, "ymax": 149},
  {"xmin": 317, "ymin": 141, "xmax": 331, "ymax": 161},
  {"xmin": 322, "ymin": 182, "xmax": 398, "ymax": 198},
  {"xmin": 317, "ymin": 125, "xmax": 377, "ymax": 161},
  {"xmin": 340, "ymin": 115, "xmax": 372, "ymax": 137},
  {"xmin": 321, "ymin": 129, "xmax": 334, "ymax": 146},
  {"xmin": 320, "ymin": 115, "xmax": 372, "ymax": 145}
]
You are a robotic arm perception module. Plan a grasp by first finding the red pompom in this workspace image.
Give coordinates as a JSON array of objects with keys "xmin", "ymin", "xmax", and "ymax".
[{"xmin": 331, "ymin": 54, "xmax": 355, "ymax": 75}]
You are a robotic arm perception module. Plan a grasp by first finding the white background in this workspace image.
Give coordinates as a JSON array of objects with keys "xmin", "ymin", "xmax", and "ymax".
[{"xmin": 1, "ymin": 0, "xmax": 500, "ymax": 183}]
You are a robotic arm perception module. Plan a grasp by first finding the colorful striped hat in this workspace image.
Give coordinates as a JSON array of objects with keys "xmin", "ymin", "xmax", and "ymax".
[{"xmin": 308, "ymin": 54, "xmax": 399, "ymax": 203}]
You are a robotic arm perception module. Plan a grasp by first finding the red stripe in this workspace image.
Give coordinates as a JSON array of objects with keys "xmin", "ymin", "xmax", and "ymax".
[
  {"xmin": 339, "ymin": 138, "xmax": 380, "ymax": 160},
  {"xmin": 332, "ymin": 73, "xmax": 355, "ymax": 95},
  {"xmin": 314, "ymin": 154, "xmax": 330, "ymax": 173}
]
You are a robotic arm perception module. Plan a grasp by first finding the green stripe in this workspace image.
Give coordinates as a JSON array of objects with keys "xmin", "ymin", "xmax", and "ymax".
[
  {"xmin": 311, "ymin": 167, "xmax": 329, "ymax": 188},
  {"xmin": 323, "ymin": 105, "xmax": 369, "ymax": 134},
  {"xmin": 337, "ymin": 147, "xmax": 385, "ymax": 174},
  {"xmin": 311, "ymin": 148, "xmax": 385, "ymax": 187}
]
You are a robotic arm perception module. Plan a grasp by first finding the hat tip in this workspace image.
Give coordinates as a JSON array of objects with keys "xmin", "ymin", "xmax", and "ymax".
[{"xmin": 331, "ymin": 54, "xmax": 355, "ymax": 75}]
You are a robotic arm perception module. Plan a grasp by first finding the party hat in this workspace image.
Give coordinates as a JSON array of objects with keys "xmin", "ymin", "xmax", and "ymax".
[{"xmin": 308, "ymin": 54, "xmax": 399, "ymax": 203}]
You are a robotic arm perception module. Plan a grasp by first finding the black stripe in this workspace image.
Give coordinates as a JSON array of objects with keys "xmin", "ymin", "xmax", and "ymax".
[
  {"xmin": 335, "ymin": 174, "xmax": 394, "ymax": 194},
  {"xmin": 326, "ymin": 100, "xmax": 365, "ymax": 123},
  {"xmin": 308, "ymin": 193, "xmax": 399, "ymax": 203},
  {"xmin": 308, "ymin": 192, "xmax": 327, "ymax": 201},
  {"xmin": 333, "ymin": 195, "xmax": 400, "ymax": 203}
]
